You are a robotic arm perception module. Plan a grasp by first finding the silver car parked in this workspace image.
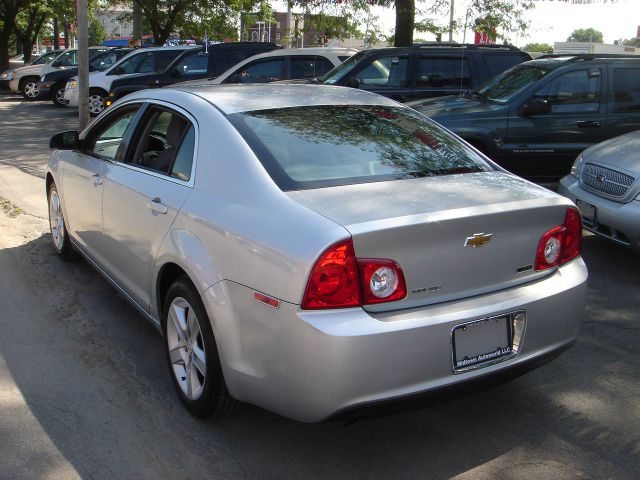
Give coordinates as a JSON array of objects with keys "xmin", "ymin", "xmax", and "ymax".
[
  {"xmin": 559, "ymin": 130, "xmax": 640, "ymax": 252},
  {"xmin": 46, "ymin": 84, "xmax": 587, "ymax": 422}
]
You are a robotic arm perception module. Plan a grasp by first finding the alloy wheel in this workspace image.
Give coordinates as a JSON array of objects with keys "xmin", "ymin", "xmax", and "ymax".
[
  {"xmin": 88, "ymin": 94, "xmax": 104, "ymax": 115},
  {"xmin": 24, "ymin": 82, "xmax": 39, "ymax": 98},
  {"xmin": 48, "ymin": 188, "xmax": 65, "ymax": 252},
  {"xmin": 166, "ymin": 297, "xmax": 207, "ymax": 400}
]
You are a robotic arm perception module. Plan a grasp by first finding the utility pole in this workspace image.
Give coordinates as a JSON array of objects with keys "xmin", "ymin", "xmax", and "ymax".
[{"xmin": 77, "ymin": 0, "xmax": 89, "ymax": 130}]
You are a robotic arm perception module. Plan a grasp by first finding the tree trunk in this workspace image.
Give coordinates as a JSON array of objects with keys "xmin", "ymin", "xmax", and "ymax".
[
  {"xmin": 394, "ymin": 0, "xmax": 415, "ymax": 47},
  {"xmin": 21, "ymin": 39, "xmax": 32, "ymax": 62},
  {"xmin": 64, "ymin": 25, "xmax": 69, "ymax": 48},
  {"xmin": 0, "ymin": 30, "xmax": 11, "ymax": 70},
  {"xmin": 53, "ymin": 18, "xmax": 60, "ymax": 50}
]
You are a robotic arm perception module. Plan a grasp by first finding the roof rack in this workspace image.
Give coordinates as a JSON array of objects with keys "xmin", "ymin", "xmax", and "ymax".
[
  {"xmin": 410, "ymin": 42, "xmax": 522, "ymax": 52},
  {"xmin": 537, "ymin": 53, "xmax": 640, "ymax": 62}
]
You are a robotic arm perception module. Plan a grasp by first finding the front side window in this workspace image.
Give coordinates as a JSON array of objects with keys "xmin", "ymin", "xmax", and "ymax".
[
  {"xmin": 156, "ymin": 49, "xmax": 184, "ymax": 71},
  {"xmin": 355, "ymin": 55, "xmax": 409, "ymax": 89},
  {"xmin": 86, "ymin": 105, "xmax": 140, "ymax": 160},
  {"xmin": 479, "ymin": 64, "xmax": 550, "ymax": 103},
  {"xmin": 416, "ymin": 56, "xmax": 470, "ymax": 88},
  {"xmin": 172, "ymin": 51, "xmax": 209, "ymax": 77},
  {"xmin": 112, "ymin": 52, "xmax": 154, "ymax": 74},
  {"xmin": 33, "ymin": 52, "xmax": 58, "ymax": 65},
  {"xmin": 533, "ymin": 69, "xmax": 601, "ymax": 113},
  {"xmin": 129, "ymin": 107, "xmax": 194, "ymax": 179},
  {"xmin": 290, "ymin": 56, "xmax": 334, "ymax": 79},
  {"xmin": 225, "ymin": 58, "xmax": 284, "ymax": 83},
  {"xmin": 229, "ymin": 105, "xmax": 491, "ymax": 190}
]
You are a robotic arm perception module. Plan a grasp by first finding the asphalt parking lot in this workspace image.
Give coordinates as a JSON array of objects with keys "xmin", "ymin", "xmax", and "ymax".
[{"xmin": 0, "ymin": 94, "xmax": 638, "ymax": 480}]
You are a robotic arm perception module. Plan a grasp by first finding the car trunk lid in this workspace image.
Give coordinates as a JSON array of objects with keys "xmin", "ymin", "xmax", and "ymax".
[{"xmin": 287, "ymin": 172, "xmax": 573, "ymax": 311}]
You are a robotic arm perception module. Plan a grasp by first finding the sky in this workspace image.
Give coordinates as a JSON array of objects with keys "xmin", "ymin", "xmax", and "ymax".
[{"xmin": 278, "ymin": 0, "xmax": 640, "ymax": 47}]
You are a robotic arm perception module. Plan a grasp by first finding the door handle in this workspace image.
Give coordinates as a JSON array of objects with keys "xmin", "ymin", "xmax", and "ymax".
[
  {"xmin": 91, "ymin": 174, "xmax": 103, "ymax": 186},
  {"xmin": 147, "ymin": 197, "xmax": 168, "ymax": 215},
  {"xmin": 577, "ymin": 121, "xmax": 601, "ymax": 128}
]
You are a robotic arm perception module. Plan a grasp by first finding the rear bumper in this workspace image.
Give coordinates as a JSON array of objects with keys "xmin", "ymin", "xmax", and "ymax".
[
  {"xmin": 203, "ymin": 258, "xmax": 587, "ymax": 422},
  {"xmin": 64, "ymin": 87, "xmax": 78, "ymax": 107},
  {"xmin": 558, "ymin": 174, "xmax": 640, "ymax": 251}
]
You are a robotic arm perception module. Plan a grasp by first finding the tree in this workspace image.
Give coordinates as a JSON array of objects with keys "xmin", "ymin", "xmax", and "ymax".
[
  {"xmin": 522, "ymin": 42, "xmax": 552, "ymax": 53},
  {"xmin": 567, "ymin": 27, "xmax": 603, "ymax": 43},
  {"xmin": 0, "ymin": 0, "xmax": 31, "ymax": 69},
  {"xmin": 88, "ymin": 17, "xmax": 106, "ymax": 46},
  {"xmin": 14, "ymin": 2, "xmax": 48, "ymax": 62},
  {"xmin": 114, "ymin": 0, "xmax": 259, "ymax": 46}
]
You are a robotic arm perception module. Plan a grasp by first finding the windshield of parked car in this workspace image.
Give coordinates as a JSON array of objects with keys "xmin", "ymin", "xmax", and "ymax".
[
  {"xmin": 478, "ymin": 64, "xmax": 551, "ymax": 103},
  {"xmin": 229, "ymin": 105, "xmax": 492, "ymax": 190},
  {"xmin": 319, "ymin": 50, "xmax": 369, "ymax": 84},
  {"xmin": 90, "ymin": 49, "xmax": 130, "ymax": 71}
]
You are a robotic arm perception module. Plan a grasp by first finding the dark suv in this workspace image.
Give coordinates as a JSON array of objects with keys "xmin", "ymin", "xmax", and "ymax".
[
  {"xmin": 316, "ymin": 43, "xmax": 531, "ymax": 102},
  {"xmin": 106, "ymin": 42, "xmax": 280, "ymax": 103},
  {"xmin": 412, "ymin": 54, "xmax": 640, "ymax": 180}
]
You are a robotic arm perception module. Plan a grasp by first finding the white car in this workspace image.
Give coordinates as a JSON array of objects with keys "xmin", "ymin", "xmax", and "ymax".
[
  {"xmin": 9, "ymin": 47, "xmax": 109, "ymax": 99},
  {"xmin": 63, "ymin": 46, "xmax": 197, "ymax": 115},
  {"xmin": 209, "ymin": 47, "xmax": 357, "ymax": 84}
]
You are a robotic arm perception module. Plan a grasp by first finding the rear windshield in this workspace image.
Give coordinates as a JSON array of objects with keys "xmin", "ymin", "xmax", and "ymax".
[{"xmin": 228, "ymin": 105, "xmax": 492, "ymax": 190}]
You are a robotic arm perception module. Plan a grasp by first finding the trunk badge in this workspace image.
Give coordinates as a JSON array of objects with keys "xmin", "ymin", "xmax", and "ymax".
[{"xmin": 464, "ymin": 233, "xmax": 492, "ymax": 248}]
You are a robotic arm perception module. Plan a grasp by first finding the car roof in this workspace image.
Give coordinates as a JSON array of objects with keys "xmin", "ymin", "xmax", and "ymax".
[
  {"xmin": 241, "ymin": 47, "xmax": 358, "ymax": 59},
  {"xmin": 168, "ymin": 83, "xmax": 398, "ymax": 114}
]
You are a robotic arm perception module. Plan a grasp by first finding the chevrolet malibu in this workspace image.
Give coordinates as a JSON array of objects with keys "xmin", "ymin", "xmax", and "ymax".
[{"xmin": 46, "ymin": 84, "xmax": 587, "ymax": 422}]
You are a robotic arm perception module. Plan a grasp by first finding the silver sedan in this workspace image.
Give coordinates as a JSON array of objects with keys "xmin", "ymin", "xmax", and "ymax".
[
  {"xmin": 559, "ymin": 130, "xmax": 640, "ymax": 252},
  {"xmin": 46, "ymin": 84, "xmax": 587, "ymax": 422}
]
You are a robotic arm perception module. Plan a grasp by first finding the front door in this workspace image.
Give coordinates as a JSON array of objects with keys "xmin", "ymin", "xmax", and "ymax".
[
  {"xmin": 101, "ymin": 104, "xmax": 196, "ymax": 310},
  {"xmin": 505, "ymin": 66, "xmax": 608, "ymax": 179},
  {"xmin": 62, "ymin": 103, "xmax": 142, "ymax": 266}
]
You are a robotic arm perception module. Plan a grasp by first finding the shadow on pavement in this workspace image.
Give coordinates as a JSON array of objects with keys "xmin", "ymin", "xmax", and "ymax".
[{"xmin": 0, "ymin": 231, "xmax": 638, "ymax": 479}]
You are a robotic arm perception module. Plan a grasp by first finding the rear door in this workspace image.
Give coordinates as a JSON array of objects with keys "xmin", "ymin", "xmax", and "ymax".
[
  {"xmin": 606, "ymin": 63, "xmax": 640, "ymax": 136},
  {"xmin": 100, "ymin": 102, "xmax": 196, "ymax": 310},
  {"xmin": 504, "ymin": 65, "xmax": 609, "ymax": 179}
]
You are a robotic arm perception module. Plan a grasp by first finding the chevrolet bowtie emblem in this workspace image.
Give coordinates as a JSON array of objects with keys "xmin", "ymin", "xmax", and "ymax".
[{"xmin": 464, "ymin": 233, "xmax": 493, "ymax": 248}]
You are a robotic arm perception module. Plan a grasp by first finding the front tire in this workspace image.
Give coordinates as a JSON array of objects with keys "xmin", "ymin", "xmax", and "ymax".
[
  {"xmin": 21, "ymin": 78, "xmax": 40, "ymax": 100},
  {"xmin": 51, "ymin": 84, "xmax": 66, "ymax": 107},
  {"xmin": 88, "ymin": 89, "xmax": 106, "ymax": 116},
  {"xmin": 48, "ymin": 183, "xmax": 74, "ymax": 260},
  {"xmin": 163, "ymin": 276, "xmax": 238, "ymax": 418}
]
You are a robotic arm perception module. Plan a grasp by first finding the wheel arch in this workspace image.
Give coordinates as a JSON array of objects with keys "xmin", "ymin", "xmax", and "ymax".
[{"xmin": 19, "ymin": 75, "xmax": 40, "ymax": 89}]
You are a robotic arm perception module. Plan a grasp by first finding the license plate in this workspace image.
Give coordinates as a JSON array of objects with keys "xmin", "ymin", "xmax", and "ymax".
[
  {"xmin": 452, "ymin": 315, "xmax": 513, "ymax": 371},
  {"xmin": 576, "ymin": 199, "xmax": 596, "ymax": 225}
]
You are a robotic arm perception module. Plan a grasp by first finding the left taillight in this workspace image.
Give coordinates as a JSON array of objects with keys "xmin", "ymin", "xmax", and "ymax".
[
  {"xmin": 535, "ymin": 207, "xmax": 582, "ymax": 271},
  {"xmin": 301, "ymin": 239, "xmax": 407, "ymax": 310}
]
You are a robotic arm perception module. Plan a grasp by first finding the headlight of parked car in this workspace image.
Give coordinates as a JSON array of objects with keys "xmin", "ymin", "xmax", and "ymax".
[
  {"xmin": 0, "ymin": 70, "xmax": 12, "ymax": 80},
  {"xmin": 570, "ymin": 153, "xmax": 585, "ymax": 177}
]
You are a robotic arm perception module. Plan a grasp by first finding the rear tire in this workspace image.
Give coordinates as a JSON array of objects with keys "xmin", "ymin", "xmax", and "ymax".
[
  {"xmin": 51, "ymin": 84, "xmax": 66, "ymax": 107},
  {"xmin": 163, "ymin": 276, "xmax": 239, "ymax": 418}
]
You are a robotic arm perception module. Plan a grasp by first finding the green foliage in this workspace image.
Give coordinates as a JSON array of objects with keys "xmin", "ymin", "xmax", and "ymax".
[
  {"xmin": 622, "ymin": 38, "xmax": 640, "ymax": 47},
  {"xmin": 522, "ymin": 42, "xmax": 552, "ymax": 53},
  {"xmin": 567, "ymin": 27, "xmax": 604, "ymax": 43},
  {"xmin": 88, "ymin": 17, "xmax": 106, "ymax": 46}
]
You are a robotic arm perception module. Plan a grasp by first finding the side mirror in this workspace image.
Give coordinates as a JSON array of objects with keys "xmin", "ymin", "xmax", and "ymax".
[
  {"xmin": 51, "ymin": 60, "xmax": 61, "ymax": 68},
  {"xmin": 109, "ymin": 66, "xmax": 123, "ymax": 76},
  {"xmin": 50, "ymin": 131, "xmax": 80, "ymax": 150},
  {"xmin": 524, "ymin": 97, "xmax": 551, "ymax": 116},
  {"xmin": 345, "ymin": 77, "xmax": 360, "ymax": 89},
  {"xmin": 170, "ymin": 68, "xmax": 181, "ymax": 78},
  {"xmin": 227, "ymin": 73, "xmax": 242, "ymax": 84}
]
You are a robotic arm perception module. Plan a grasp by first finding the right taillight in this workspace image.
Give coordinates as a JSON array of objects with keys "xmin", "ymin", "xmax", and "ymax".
[
  {"xmin": 301, "ymin": 239, "xmax": 407, "ymax": 310},
  {"xmin": 535, "ymin": 207, "xmax": 582, "ymax": 271}
]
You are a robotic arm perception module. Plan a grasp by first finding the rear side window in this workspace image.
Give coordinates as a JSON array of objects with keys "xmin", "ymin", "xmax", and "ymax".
[
  {"xmin": 612, "ymin": 68, "xmax": 640, "ymax": 113},
  {"xmin": 229, "ymin": 105, "xmax": 491, "ymax": 190},
  {"xmin": 225, "ymin": 58, "xmax": 284, "ymax": 83},
  {"xmin": 416, "ymin": 56, "xmax": 470, "ymax": 88},
  {"xmin": 482, "ymin": 54, "xmax": 529, "ymax": 78},
  {"xmin": 173, "ymin": 51, "xmax": 209, "ymax": 76}
]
